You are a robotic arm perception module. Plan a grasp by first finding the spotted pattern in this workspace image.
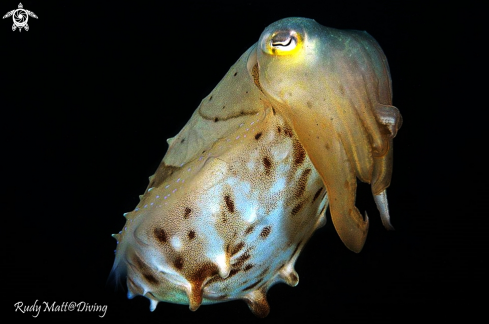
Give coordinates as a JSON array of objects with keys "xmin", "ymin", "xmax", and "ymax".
[
  {"xmin": 104, "ymin": 15, "xmax": 402, "ymax": 317},
  {"xmin": 154, "ymin": 228, "xmax": 167, "ymax": 243},
  {"xmin": 174, "ymin": 256, "xmax": 184, "ymax": 270},
  {"xmin": 260, "ymin": 226, "xmax": 271, "ymax": 238},
  {"xmin": 224, "ymin": 195, "xmax": 235, "ymax": 213},
  {"xmin": 111, "ymin": 106, "xmax": 329, "ymax": 318},
  {"xmin": 111, "ymin": 107, "xmax": 328, "ymax": 318},
  {"xmin": 184, "ymin": 207, "xmax": 192, "ymax": 219},
  {"xmin": 111, "ymin": 12, "xmax": 402, "ymax": 315}
]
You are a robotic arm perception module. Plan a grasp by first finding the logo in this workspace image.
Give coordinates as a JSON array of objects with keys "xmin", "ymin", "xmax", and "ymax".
[{"xmin": 3, "ymin": 3, "xmax": 37, "ymax": 32}]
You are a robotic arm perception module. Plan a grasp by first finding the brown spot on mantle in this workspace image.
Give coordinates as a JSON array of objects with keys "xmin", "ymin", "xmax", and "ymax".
[
  {"xmin": 143, "ymin": 273, "xmax": 159, "ymax": 285},
  {"xmin": 295, "ymin": 168, "xmax": 311, "ymax": 198},
  {"xmin": 312, "ymin": 187, "xmax": 323, "ymax": 203},
  {"xmin": 242, "ymin": 279, "xmax": 263, "ymax": 291},
  {"xmin": 184, "ymin": 207, "xmax": 192, "ymax": 219},
  {"xmin": 224, "ymin": 195, "xmax": 235, "ymax": 213},
  {"xmin": 293, "ymin": 141, "xmax": 306, "ymax": 166},
  {"xmin": 262, "ymin": 156, "xmax": 272, "ymax": 175},
  {"xmin": 291, "ymin": 201, "xmax": 305, "ymax": 216},
  {"xmin": 231, "ymin": 242, "xmax": 245, "ymax": 256},
  {"xmin": 260, "ymin": 226, "xmax": 271, "ymax": 238},
  {"xmin": 154, "ymin": 228, "xmax": 167, "ymax": 243},
  {"xmin": 174, "ymin": 256, "xmax": 184, "ymax": 270}
]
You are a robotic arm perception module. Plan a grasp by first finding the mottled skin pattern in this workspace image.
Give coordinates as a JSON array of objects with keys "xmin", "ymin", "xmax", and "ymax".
[
  {"xmin": 113, "ymin": 109, "xmax": 327, "ymax": 316},
  {"xmin": 111, "ymin": 17, "xmax": 401, "ymax": 317}
]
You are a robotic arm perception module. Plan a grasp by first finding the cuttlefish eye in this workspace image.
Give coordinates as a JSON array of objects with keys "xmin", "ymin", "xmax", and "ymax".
[{"xmin": 262, "ymin": 30, "xmax": 302, "ymax": 55}]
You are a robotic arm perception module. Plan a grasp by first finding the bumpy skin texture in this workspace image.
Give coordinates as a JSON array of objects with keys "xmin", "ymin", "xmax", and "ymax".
[{"xmin": 111, "ymin": 17, "xmax": 402, "ymax": 317}]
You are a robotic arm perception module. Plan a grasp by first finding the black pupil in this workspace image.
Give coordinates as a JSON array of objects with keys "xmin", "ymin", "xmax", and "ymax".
[{"xmin": 271, "ymin": 32, "xmax": 294, "ymax": 47}]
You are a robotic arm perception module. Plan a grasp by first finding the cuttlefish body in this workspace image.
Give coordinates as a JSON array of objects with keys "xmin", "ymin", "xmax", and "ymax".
[{"xmin": 111, "ymin": 17, "xmax": 402, "ymax": 317}]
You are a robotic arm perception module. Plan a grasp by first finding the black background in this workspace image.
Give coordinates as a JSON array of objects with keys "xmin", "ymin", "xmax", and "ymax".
[{"xmin": 4, "ymin": 0, "xmax": 486, "ymax": 322}]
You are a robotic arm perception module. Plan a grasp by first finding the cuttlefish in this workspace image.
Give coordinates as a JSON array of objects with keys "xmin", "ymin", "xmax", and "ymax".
[{"xmin": 110, "ymin": 17, "xmax": 402, "ymax": 317}]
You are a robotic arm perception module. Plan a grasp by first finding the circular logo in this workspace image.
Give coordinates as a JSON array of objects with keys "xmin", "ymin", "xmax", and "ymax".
[{"xmin": 13, "ymin": 9, "xmax": 28, "ymax": 28}]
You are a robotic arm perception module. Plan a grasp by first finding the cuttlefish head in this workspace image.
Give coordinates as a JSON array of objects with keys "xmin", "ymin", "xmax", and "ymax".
[
  {"xmin": 247, "ymin": 17, "xmax": 402, "ymax": 252},
  {"xmin": 111, "ymin": 17, "xmax": 402, "ymax": 317}
]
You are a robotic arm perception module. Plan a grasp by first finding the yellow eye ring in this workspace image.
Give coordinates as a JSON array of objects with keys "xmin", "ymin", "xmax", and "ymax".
[{"xmin": 266, "ymin": 30, "xmax": 303, "ymax": 56}]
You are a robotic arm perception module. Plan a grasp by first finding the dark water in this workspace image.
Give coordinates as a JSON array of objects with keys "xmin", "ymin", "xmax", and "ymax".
[{"xmin": 4, "ymin": 0, "xmax": 485, "ymax": 322}]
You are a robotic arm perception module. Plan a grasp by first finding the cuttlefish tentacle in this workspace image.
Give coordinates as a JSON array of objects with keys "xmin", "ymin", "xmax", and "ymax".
[
  {"xmin": 346, "ymin": 31, "xmax": 403, "ymax": 196},
  {"xmin": 333, "ymin": 88, "xmax": 374, "ymax": 184},
  {"xmin": 370, "ymin": 105, "xmax": 402, "ymax": 196},
  {"xmin": 111, "ymin": 17, "xmax": 402, "ymax": 317},
  {"xmin": 373, "ymin": 190, "xmax": 394, "ymax": 230},
  {"xmin": 325, "ymin": 39, "xmax": 377, "ymax": 184},
  {"xmin": 282, "ymin": 107, "xmax": 370, "ymax": 252},
  {"xmin": 371, "ymin": 138, "xmax": 393, "ymax": 196},
  {"xmin": 374, "ymin": 104, "xmax": 403, "ymax": 139},
  {"xmin": 319, "ymin": 131, "xmax": 370, "ymax": 252},
  {"xmin": 256, "ymin": 18, "xmax": 401, "ymax": 251}
]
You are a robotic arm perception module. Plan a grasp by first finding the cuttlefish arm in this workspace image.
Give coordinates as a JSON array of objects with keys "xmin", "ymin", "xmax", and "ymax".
[{"xmin": 254, "ymin": 18, "xmax": 402, "ymax": 252}]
